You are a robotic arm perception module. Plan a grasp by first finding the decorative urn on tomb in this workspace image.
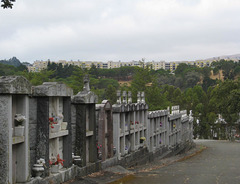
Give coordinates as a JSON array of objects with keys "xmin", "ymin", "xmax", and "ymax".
[{"xmin": 32, "ymin": 158, "xmax": 45, "ymax": 178}]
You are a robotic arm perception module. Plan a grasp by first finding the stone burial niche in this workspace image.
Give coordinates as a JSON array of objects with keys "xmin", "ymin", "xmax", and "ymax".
[
  {"xmin": 0, "ymin": 76, "xmax": 31, "ymax": 184},
  {"xmin": 95, "ymin": 100, "xmax": 113, "ymax": 161},
  {"xmin": 72, "ymin": 75, "xmax": 98, "ymax": 167},
  {"xmin": 32, "ymin": 82, "xmax": 73, "ymax": 176}
]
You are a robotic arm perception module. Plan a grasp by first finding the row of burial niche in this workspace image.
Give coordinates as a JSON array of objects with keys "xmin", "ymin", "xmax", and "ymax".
[
  {"xmin": 168, "ymin": 106, "xmax": 181, "ymax": 147},
  {"xmin": 33, "ymin": 82, "xmax": 72, "ymax": 176},
  {"xmin": 148, "ymin": 110, "xmax": 168, "ymax": 152},
  {"xmin": 115, "ymin": 91, "xmax": 148, "ymax": 158}
]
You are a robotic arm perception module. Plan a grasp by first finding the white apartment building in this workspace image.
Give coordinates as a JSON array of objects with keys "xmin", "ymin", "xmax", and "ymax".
[
  {"xmin": 28, "ymin": 59, "xmax": 214, "ymax": 72},
  {"xmin": 146, "ymin": 61, "xmax": 165, "ymax": 70}
]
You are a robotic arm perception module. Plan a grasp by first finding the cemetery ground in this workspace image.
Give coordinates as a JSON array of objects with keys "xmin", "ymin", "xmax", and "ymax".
[
  {"xmin": 65, "ymin": 140, "xmax": 207, "ymax": 184},
  {"xmin": 66, "ymin": 140, "xmax": 240, "ymax": 184},
  {"xmin": 121, "ymin": 140, "xmax": 240, "ymax": 184}
]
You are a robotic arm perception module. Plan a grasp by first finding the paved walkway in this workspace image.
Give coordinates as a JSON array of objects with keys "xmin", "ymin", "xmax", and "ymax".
[
  {"xmin": 65, "ymin": 140, "xmax": 240, "ymax": 184},
  {"xmin": 122, "ymin": 140, "xmax": 240, "ymax": 184}
]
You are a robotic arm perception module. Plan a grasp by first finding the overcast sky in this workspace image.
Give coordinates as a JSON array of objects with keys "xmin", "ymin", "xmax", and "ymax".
[{"xmin": 0, "ymin": 0, "xmax": 240, "ymax": 63}]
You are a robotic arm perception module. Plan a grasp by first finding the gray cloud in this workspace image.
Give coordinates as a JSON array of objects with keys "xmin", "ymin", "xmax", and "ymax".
[{"xmin": 0, "ymin": 0, "xmax": 240, "ymax": 63}]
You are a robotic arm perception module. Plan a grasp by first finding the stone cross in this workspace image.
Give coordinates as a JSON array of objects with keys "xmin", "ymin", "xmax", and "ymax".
[
  {"xmin": 116, "ymin": 90, "xmax": 121, "ymax": 104},
  {"xmin": 141, "ymin": 91, "xmax": 145, "ymax": 103},
  {"xmin": 137, "ymin": 91, "xmax": 141, "ymax": 103},
  {"xmin": 122, "ymin": 91, "xmax": 127, "ymax": 104},
  {"xmin": 128, "ymin": 91, "xmax": 132, "ymax": 104},
  {"xmin": 83, "ymin": 75, "xmax": 90, "ymax": 92}
]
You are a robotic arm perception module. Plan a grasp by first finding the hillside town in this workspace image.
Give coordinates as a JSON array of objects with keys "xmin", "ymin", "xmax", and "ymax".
[{"xmin": 28, "ymin": 59, "xmax": 212, "ymax": 72}]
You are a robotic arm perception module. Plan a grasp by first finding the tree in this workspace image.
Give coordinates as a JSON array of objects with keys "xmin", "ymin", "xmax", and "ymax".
[
  {"xmin": 25, "ymin": 70, "xmax": 54, "ymax": 86},
  {"xmin": 89, "ymin": 64, "xmax": 99, "ymax": 78},
  {"xmin": 105, "ymin": 85, "xmax": 117, "ymax": 104},
  {"xmin": 0, "ymin": 63, "xmax": 17, "ymax": 75},
  {"xmin": 185, "ymin": 71, "xmax": 201, "ymax": 88},
  {"xmin": 131, "ymin": 67, "xmax": 152, "ymax": 102},
  {"xmin": 211, "ymin": 59, "xmax": 238, "ymax": 80},
  {"xmin": 209, "ymin": 80, "xmax": 240, "ymax": 138},
  {"xmin": 145, "ymin": 84, "xmax": 169, "ymax": 110},
  {"xmin": 65, "ymin": 67, "xmax": 86, "ymax": 94},
  {"xmin": 172, "ymin": 88, "xmax": 183, "ymax": 106},
  {"xmin": 17, "ymin": 64, "xmax": 28, "ymax": 72},
  {"xmin": 174, "ymin": 63, "xmax": 189, "ymax": 77},
  {"xmin": 1, "ymin": 0, "xmax": 15, "ymax": 9},
  {"xmin": 98, "ymin": 78, "xmax": 119, "ymax": 89}
]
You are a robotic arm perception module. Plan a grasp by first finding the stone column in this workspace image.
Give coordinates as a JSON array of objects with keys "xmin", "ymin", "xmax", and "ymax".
[
  {"xmin": 63, "ymin": 97, "xmax": 72, "ymax": 167},
  {"xmin": 96, "ymin": 105, "xmax": 103, "ymax": 160},
  {"xmin": 89, "ymin": 104, "xmax": 97, "ymax": 163},
  {"xmin": 75, "ymin": 104, "xmax": 87, "ymax": 166},
  {"xmin": 17, "ymin": 96, "xmax": 30, "ymax": 182},
  {"xmin": 112, "ymin": 105, "xmax": 121, "ymax": 158},
  {"xmin": 128, "ymin": 91, "xmax": 132, "ymax": 104},
  {"xmin": 97, "ymin": 100, "xmax": 113, "ymax": 160},
  {"xmin": 0, "ymin": 95, "xmax": 12, "ymax": 184},
  {"xmin": 117, "ymin": 90, "xmax": 121, "ymax": 104},
  {"xmin": 36, "ymin": 97, "xmax": 50, "ymax": 176},
  {"xmin": 130, "ymin": 106, "xmax": 136, "ymax": 152},
  {"xmin": 141, "ymin": 91, "xmax": 145, "ymax": 103},
  {"xmin": 107, "ymin": 109, "xmax": 113, "ymax": 159},
  {"xmin": 0, "ymin": 76, "xmax": 32, "ymax": 183},
  {"xmin": 137, "ymin": 91, "xmax": 141, "ymax": 103},
  {"xmin": 166, "ymin": 112, "xmax": 170, "ymax": 147},
  {"xmin": 122, "ymin": 91, "xmax": 127, "ymax": 104}
]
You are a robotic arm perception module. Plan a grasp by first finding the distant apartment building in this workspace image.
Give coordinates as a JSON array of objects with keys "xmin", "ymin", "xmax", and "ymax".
[
  {"xmin": 192, "ymin": 60, "xmax": 212, "ymax": 67},
  {"xmin": 108, "ymin": 60, "xmax": 144, "ymax": 69},
  {"xmin": 28, "ymin": 60, "xmax": 49, "ymax": 72},
  {"xmin": 146, "ymin": 61, "xmax": 165, "ymax": 70},
  {"xmin": 28, "ymin": 59, "xmax": 214, "ymax": 72},
  {"xmin": 164, "ymin": 62, "xmax": 179, "ymax": 71},
  {"xmin": 107, "ymin": 61, "xmax": 121, "ymax": 69}
]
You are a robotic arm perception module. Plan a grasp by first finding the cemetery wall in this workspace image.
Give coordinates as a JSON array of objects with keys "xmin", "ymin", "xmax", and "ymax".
[{"xmin": 0, "ymin": 76, "xmax": 194, "ymax": 184}]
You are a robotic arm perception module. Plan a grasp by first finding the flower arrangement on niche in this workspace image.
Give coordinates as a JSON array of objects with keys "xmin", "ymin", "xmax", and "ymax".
[
  {"xmin": 97, "ymin": 143, "xmax": 102, "ymax": 160},
  {"xmin": 49, "ymin": 114, "xmax": 64, "ymax": 126},
  {"xmin": 96, "ymin": 143, "xmax": 102, "ymax": 150},
  {"xmin": 49, "ymin": 154, "xmax": 64, "ymax": 166},
  {"xmin": 49, "ymin": 154, "xmax": 64, "ymax": 173},
  {"xmin": 130, "ymin": 121, "xmax": 134, "ymax": 129},
  {"xmin": 125, "ymin": 123, "xmax": 129, "ymax": 131},
  {"xmin": 49, "ymin": 113, "xmax": 65, "ymax": 132},
  {"xmin": 57, "ymin": 114, "xmax": 63, "ymax": 124},
  {"xmin": 125, "ymin": 146, "xmax": 128, "ymax": 154},
  {"xmin": 49, "ymin": 117, "xmax": 57, "ymax": 128},
  {"xmin": 173, "ymin": 123, "xmax": 176, "ymax": 129},
  {"xmin": 160, "ymin": 122, "xmax": 162, "ymax": 127}
]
